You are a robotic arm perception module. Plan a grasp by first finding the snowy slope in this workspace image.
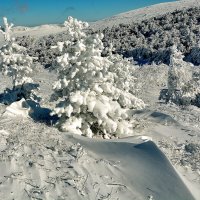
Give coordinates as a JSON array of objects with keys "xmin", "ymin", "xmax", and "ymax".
[
  {"xmin": 0, "ymin": 115, "xmax": 195, "ymax": 200},
  {"xmin": 90, "ymin": 0, "xmax": 200, "ymax": 30},
  {"xmin": 0, "ymin": 24, "xmax": 66, "ymax": 47},
  {"xmin": 0, "ymin": 63, "xmax": 199, "ymax": 200}
]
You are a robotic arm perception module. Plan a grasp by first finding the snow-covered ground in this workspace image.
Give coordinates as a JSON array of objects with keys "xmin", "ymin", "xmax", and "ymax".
[
  {"xmin": 0, "ymin": 24, "xmax": 66, "ymax": 47},
  {"xmin": 0, "ymin": 1, "xmax": 200, "ymax": 199},
  {"xmin": 0, "ymin": 63, "xmax": 199, "ymax": 200}
]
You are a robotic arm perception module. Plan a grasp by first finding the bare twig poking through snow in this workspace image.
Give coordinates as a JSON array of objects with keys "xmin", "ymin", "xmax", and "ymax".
[
  {"xmin": 107, "ymin": 183, "xmax": 127, "ymax": 188},
  {"xmin": 51, "ymin": 16, "xmax": 145, "ymax": 138},
  {"xmin": 0, "ymin": 17, "xmax": 14, "ymax": 41}
]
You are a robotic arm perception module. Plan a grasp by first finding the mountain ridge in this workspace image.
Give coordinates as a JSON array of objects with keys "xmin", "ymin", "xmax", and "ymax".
[{"xmin": 90, "ymin": 0, "xmax": 200, "ymax": 30}]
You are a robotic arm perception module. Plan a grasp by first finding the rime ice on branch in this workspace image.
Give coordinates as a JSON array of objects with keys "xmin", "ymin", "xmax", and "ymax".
[
  {"xmin": 0, "ymin": 17, "xmax": 14, "ymax": 41},
  {"xmin": 51, "ymin": 16, "xmax": 145, "ymax": 138}
]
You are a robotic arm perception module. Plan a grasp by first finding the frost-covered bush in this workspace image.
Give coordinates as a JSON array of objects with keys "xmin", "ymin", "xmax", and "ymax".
[
  {"xmin": 11, "ymin": 7, "xmax": 200, "ymax": 68},
  {"xmin": 16, "ymin": 35, "xmax": 62, "ymax": 68},
  {"xmin": 167, "ymin": 45, "xmax": 195, "ymax": 105},
  {"xmin": 181, "ymin": 80, "xmax": 200, "ymax": 106},
  {"xmin": 51, "ymin": 17, "xmax": 145, "ymax": 138},
  {"xmin": 0, "ymin": 17, "xmax": 39, "ymax": 101},
  {"xmin": 182, "ymin": 69, "xmax": 200, "ymax": 107},
  {"xmin": 15, "ymin": 31, "xmax": 78, "ymax": 68},
  {"xmin": 186, "ymin": 43, "xmax": 200, "ymax": 66}
]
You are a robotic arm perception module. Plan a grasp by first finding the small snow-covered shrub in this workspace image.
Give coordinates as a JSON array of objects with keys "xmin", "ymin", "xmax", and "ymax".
[
  {"xmin": 166, "ymin": 45, "xmax": 200, "ymax": 107},
  {"xmin": 167, "ymin": 45, "xmax": 193, "ymax": 104},
  {"xmin": 186, "ymin": 44, "xmax": 200, "ymax": 66},
  {"xmin": 182, "ymin": 69, "xmax": 200, "ymax": 107},
  {"xmin": 16, "ymin": 35, "xmax": 62, "ymax": 68},
  {"xmin": 0, "ymin": 17, "xmax": 39, "ymax": 102},
  {"xmin": 51, "ymin": 17, "xmax": 145, "ymax": 138},
  {"xmin": 181, "ymin": 78, "xmax": 200, "ymax": 106}
]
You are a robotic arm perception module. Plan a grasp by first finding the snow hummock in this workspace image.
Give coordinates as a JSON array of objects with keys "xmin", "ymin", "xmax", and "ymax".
[{"xmin": 3, "ymin": 98, "xmax": 32, "ymax": 117}]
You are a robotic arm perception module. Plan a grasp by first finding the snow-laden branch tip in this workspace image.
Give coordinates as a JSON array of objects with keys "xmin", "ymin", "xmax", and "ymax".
[{"xmin": 0, "ymin": 17, "xmax": 14, "ymax": 41}]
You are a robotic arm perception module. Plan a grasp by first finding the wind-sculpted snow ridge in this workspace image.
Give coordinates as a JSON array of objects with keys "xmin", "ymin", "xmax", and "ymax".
[
  {"xmin": 0, "ymin": 39, "xmax": 199, "ymax": 199},
  {"xmin": 0, "ymin": 117, "xmax": 196, "ymax": 200}
]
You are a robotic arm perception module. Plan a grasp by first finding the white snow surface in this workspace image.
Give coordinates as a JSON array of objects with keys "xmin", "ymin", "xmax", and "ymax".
[
  {"xmin": 0, "ymin": 24, "xmax": 67, "ymax": 46},
  {"xmin": 0, "ymin": 59, "xmax": 199, "ymax": 200},
  {"xmin": 3, "ymin": 98, "xmax": 31, "ymax": 118}
]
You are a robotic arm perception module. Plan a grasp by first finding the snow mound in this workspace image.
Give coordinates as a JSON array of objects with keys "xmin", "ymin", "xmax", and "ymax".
[
  {"xmin": 3, "ymin": 98, "xmax": 32, "ymax": 118},
  {"xmin": 67, "ymin": 133, "xmax": 195, "ymax": 200}
]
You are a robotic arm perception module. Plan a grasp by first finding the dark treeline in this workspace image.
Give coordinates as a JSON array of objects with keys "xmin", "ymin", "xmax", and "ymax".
[{"xmin": 17, "ymin": 7, "xmax": 200, "ymax": 67}]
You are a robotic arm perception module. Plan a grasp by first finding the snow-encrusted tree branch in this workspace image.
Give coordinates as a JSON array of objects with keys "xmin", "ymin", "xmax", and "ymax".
[
  {"xmin": 51, "ymin": 17, "xmax": 145, "ymax": 138},
  {"xmin": 0, "ymin": 17, "xmax": 14, "ymax": 41}
]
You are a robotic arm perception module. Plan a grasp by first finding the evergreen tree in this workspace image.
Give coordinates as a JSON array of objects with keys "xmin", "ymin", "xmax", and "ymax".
[
  {"xmin": 0, "ymin": 17, "xmax": 39, "ymax": 101},
  {"xmin": 51, "ymin": 17, "xmax": 145, "ymax": 138}
]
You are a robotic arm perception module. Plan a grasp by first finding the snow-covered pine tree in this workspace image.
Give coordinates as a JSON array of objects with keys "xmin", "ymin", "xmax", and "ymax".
[
  {"xmin": 51, "ymin": 16, "xmax": 145, "ymax": 138},
  {"xmin": 0, "ymin": 17, "xmax": 39, "ymax": 102},
  {"xmin": 167, "ymin": 45, "xmax": 192, "ymax": 104}
]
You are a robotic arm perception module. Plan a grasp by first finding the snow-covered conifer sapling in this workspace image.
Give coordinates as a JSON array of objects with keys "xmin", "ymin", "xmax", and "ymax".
[
  {"xmin": 0, "ymin": 17, "xmax": 39, "ymax": 102},
  {"xmin": 51, "ymin": 17, "xmax": 145, "ymax": 138},
  {"xmin": 167, "ymin": 45, "xmax": 193, "ymax": 104}
]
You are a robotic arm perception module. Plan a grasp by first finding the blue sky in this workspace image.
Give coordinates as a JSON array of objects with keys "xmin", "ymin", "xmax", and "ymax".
[{"xmin": 0, "ymin": 0, "xmax": 176, "ymax": 26}]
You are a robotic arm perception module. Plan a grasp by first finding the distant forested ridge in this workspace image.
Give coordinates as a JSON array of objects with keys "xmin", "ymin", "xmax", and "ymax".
[
  {"xmin": 98, "ymin": 7, "xmax": 200, "ymax": 65},
  {"xmin": 17, "ymin": 7, "xmax": 200, "ymax": 67}
]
